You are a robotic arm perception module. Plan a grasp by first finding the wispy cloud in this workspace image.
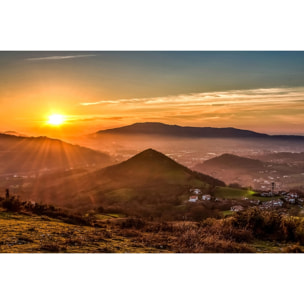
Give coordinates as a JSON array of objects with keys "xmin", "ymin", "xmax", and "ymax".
[
  {"xmin": 77, "ymin": 86, "xmax": 304, "ymax": 134},
  {"xmin": 26, "ymin": 54, "xmax": 96, "ymax": 61},
  {"xmin": 81, "ymin": 100, "xmax": 121, "ymax": 106},
  {"xmin": 80, "ymin": 87, "xmax": 304, "ymax": 108},
  {"xmin": 64, "ymin": 115, "xmax": 128, "ymax": 123}
]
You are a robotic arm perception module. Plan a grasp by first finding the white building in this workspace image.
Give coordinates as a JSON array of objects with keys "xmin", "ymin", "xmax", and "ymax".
[
  {"xmin": 231, "ymin": 205, "xmax": 244, "ymax": 212},
  {"xmin": 273, "ymin": 200, "xmax": 283, "ymax": 207},
  {"xmin": 191, "ymin": 188, "xmax": 202, "ymax": 195},
  {"xmin": 189, "ymin": 196, "xmax": 199, "ymax": 203}
]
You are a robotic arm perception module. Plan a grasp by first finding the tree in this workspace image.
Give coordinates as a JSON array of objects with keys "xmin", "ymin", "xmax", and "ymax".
[{"xmin": 5, "ymin": 188, "xmax": 9, "ymax": 200}]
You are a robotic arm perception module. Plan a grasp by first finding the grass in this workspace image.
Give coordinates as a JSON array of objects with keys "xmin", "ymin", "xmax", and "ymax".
[
  {"xmin": 214, "ymin": 186, "xmax": 284, "ymax": 202},
  {"xmin": 103, "ymin": 188, "xmax": 136, "ymax": 202},
  {"xmin": 214, "ymin": 186, "xmax": 256, "ymax": 199},
  {"xmin": 251, "ymin": 240, "xmax": 304, "ymax": 253},
  {"xmin": 2, "ymin": 202, "xmax": 304, "ymax": 253},
  {"xmin": 95, "ymin": 213, "xmax": 125, "ymax": 220},
  {"xmin": 251, "ymin": 240, "xmax": 284, "ymax": 253},
  {"xmin": 0, "ymin": 211, "xmax": 164, "ymax": 253},
  {"xmin": 221, "ymin": 210, "xmax": 234, "ymax": 217}
]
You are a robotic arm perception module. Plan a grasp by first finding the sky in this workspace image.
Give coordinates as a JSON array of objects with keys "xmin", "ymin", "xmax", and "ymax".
[{"xmin": 1, "ymin": 51, "xmax": 304, "ymax": 137}]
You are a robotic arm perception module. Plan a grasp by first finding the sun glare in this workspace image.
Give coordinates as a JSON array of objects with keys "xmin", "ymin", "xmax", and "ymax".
[{"xmin": 47, "ymin": 114, "xmax": 65, "ymax": 126}]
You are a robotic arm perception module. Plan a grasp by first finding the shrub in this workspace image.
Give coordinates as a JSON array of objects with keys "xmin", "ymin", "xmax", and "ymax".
[
  {"xmin": 119, "ymin": 218, "xmax": 146, "ymax": 229},
  {"xmin": 3, "ymin": 197, "xmax": 22, "ymax": 212},
  {"xmin": 221, "ymin": 226, "xmax": 253, "ymax": 243},
  {"xmin": 176, "ymin": 228, "xmax": 254, "ymax": 253}
]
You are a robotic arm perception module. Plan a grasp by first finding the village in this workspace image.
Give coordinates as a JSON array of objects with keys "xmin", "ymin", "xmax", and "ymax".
[{"xmin": 188, "ymin": 187, "xmax": 304, "ymax": 214}]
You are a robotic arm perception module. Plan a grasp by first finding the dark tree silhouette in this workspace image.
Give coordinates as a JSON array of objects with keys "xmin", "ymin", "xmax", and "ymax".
[{"xmin": 5, "ymin": 188, "xmax": 9, "ymax": 200}]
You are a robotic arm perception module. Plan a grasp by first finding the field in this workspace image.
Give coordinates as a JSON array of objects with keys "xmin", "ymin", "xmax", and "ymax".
[{"xmin": 214, "ymin": 186, "xmax": 256, "ymax": 199}]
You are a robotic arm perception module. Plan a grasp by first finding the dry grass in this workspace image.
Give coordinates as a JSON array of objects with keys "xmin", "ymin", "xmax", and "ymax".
[
  {"xmin": 0, "ymin": 212, "xmax": 164, "ymax": 253},
  {"xmin": 1, "ymin": 206, "xmax": 304, "ymax": 253}
]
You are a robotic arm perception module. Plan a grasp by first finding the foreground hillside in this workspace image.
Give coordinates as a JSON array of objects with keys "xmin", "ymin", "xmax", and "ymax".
[
  {"xmin": 1, "ymin": 204, "xmax": 304, "ymax": 253},
  {"xmin": 0, "ymin": 211, "xmax": 162, "ymax": 253}
]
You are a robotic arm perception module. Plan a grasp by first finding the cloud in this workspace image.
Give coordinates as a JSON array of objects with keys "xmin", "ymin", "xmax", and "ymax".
[
  {"xmin": 65, "ymin": 115, "xmax": 127, "ymax": 122},
  {"xmin": 80, "ymin": 86, "xmax": 304, "ymax": 108},
  {"xmin": 76, "ymin": 86, "xmax": 304, "ymax": 134},
  {"xmin": 26, "ymin": 54, "xmax": 96, "ymax": 61},
  {"xmin": 80, "ymin": 100, "xmax": 121, "ymax": 106}
]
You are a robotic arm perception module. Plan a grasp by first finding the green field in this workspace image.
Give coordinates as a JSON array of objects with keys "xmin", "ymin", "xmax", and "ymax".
[
  {"xmin": 95, "ymin": 213, "xmax": 125, "ymax": 220},
  {"xmin": 221, "ymin": 210, "xmax": 234, "ymax": 217},
  {"xmin": 103, "ymin": 188, "xmax": 136, "ymax": 202},
  {"xmin": 214, "ymin": 186, "xmax": 256, "ymax": 199}
]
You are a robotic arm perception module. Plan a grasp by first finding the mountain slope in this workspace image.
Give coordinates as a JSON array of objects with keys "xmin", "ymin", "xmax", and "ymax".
[
  {"xmin": 0, "ymin": 133, "xmax": 112, "ymax": 175},
  {"xmin": 193, "ymin": 153, "xmax": 266, "ymax": 186},
  {"xmin": 98, "ymin": 148, "xmax": 225, "ymax": 187},
  {"xmin": 196, "ymin": 153, "xmax": 265, "ymax": 171},
  {"xmin": 194, "ymin": 153, "xmax": 304, "ymax": 190}
]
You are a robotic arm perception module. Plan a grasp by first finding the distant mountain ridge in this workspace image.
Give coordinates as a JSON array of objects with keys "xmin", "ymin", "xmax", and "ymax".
[{"xmin": 96, "ymin": 122, "xmax": 304, "ymax": 140}]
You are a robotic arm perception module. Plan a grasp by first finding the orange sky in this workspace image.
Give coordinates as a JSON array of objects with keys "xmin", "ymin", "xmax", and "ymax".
[{"xmin": 1, "ymin": 51, "xmax": 304, "ymax": 138}]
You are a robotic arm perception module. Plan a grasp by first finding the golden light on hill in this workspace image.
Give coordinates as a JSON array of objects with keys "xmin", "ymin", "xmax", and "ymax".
[{"xmin": 47, "ymin": 114, "xmax": 66, "ymax": 126}]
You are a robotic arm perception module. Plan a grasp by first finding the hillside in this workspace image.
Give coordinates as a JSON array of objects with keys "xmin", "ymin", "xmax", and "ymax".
[
  {"xmin": 193, "ymin": 153, "xmax": 304, "ymax": 190},
  {"xmin": 87, "ymin": 149, "xmax": 225, "ymax": 213},
  {"xmin": 96, "ymin": 122, "xmax": 304, "ymax": 140},
  {"xmin": 0, "ymin": 133, "xmax": 112, "ymax": 175},
  {"xmin": 0, "ymin": 208, "xmax": 161, "ymax": 253},
  {"xmin": 18, "ymin": 149, "xmax": 225, "ymax": 214},
  {"xmin": 196, "ymin": 153, "xmax": 265, "ymax": 171},
  {"xmin": 99, "ymin": 148, "xmax": 225, "ymax": 187},
  {"xmin": 1, "ymin": 197, "xmax": 304, "ymax": 253},
  {"xmin": 193, "ymin": 154, "xmax": 267, "ymax": 187}
]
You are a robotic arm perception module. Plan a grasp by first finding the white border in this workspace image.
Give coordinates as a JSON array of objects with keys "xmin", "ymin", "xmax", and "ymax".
[
  {"xmin": 0, "ymin": 0, "xmax": 303, "ymax": 303},
  {"xmin": 1, "ymin": 0, "xmax": 304, "ymax": 50}
]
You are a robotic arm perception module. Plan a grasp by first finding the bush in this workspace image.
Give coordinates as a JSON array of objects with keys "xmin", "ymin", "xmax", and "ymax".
[
  {"xmin": 97, "ymin": 206, "xmax": 104, "ymax": 213},
  {"xmin": 230, "ymin": 208, "xmax": 304, "ymax": 244},
  {"xmin": 3, "ymin": 197, "xmax": 22, "ymax": 212},
  {"xmin": 119, "ymin": 218, "xmax": 146, "ymax": 229},
  {"xmin": 221, "ymin": 226, "xmax": 253, "ymax": 243},
  {"xmin": 176, "ymin": 227, "xmax": 254, "ymax": 253}
]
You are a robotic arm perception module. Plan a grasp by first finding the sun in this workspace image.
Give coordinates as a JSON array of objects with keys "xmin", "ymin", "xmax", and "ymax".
[{"xmin": 47, "ymin": 114, "xmax": 65, "ymax": 126}]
